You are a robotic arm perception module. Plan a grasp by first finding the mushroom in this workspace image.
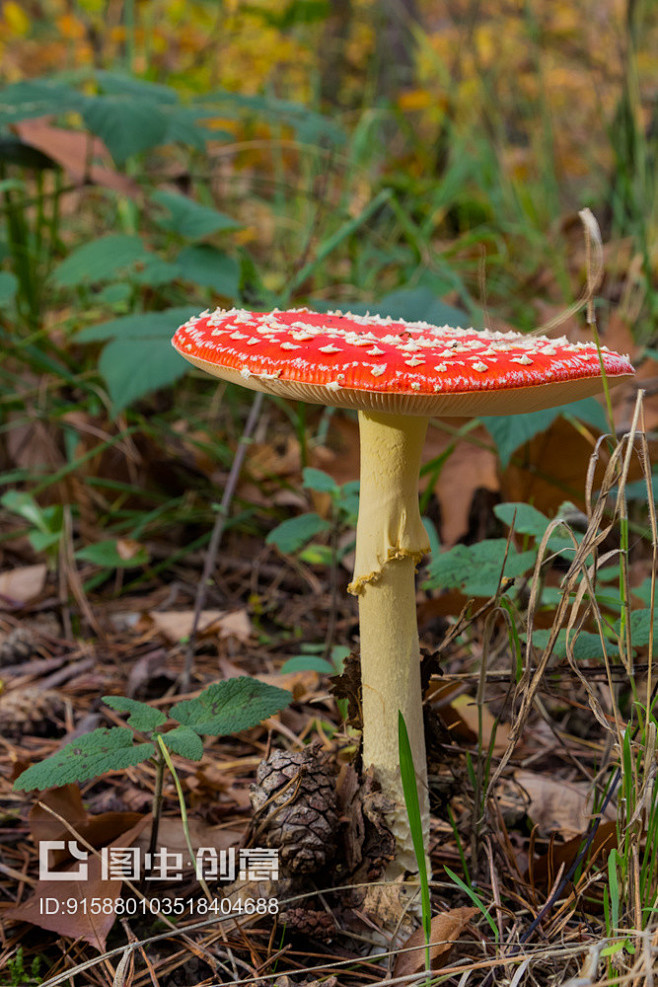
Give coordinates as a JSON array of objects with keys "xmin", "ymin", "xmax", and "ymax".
[{"xmin": 172, "ymin": 307, "xmax": 634, "ymax": 878}]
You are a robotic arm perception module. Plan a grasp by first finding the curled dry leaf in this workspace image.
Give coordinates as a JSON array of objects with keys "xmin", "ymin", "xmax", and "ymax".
[
  {"xmin": 0, "ymin": 564, "xmax": 47, "ymax": 605},
  {"xmin": 393, "ymin": 906, "xmax": 479, "ymax": 977},
  {"xmin": 149, "ymin": 608, "xmax": 252, "ymax": 643},
  {"xmin": 513, "ymin": 769, "xmax": 616, "ymax": 839}
]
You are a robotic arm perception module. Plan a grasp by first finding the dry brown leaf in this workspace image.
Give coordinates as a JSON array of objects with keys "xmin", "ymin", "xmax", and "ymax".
[
  {"xmin": 530, "ymin": 820, "xmax": 617, "ymax": 890},
  {"xmin": 149, "ymin": 609, "xmax": 252, "ymax": 642},
  {"xmin": 5, "ymin": 815, "xmax": 150, "ymax": 951},
  {"xmin": 14, "ymin": 118, "xmax": 140, "ymax": 197},
  {"xmin": 0, "ymin": 564, "xmax": 47, "ymax": 605},
  {"xmin": 394, "ymin": 906, "xmax": 479, "ymax": 977},
  {"xmin": 514, "ymin": 769, "xmax": 616, "ymax": 839}
]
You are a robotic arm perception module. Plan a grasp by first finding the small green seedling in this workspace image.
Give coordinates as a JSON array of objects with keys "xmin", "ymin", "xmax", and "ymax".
[
  {"xmin": 266, "ymin": 467, "xmax": 358, "ymax": 566},
  {"xmin": 2, "ymin": 490, "xmax": 64, "ymax": 566},
  {"xmin": 14, "ymin": 678, "xmax": 292, "ymax": 870},
  {"xmin": 14, "ymin": 677, "xmax": 291, "ymax": 791}
]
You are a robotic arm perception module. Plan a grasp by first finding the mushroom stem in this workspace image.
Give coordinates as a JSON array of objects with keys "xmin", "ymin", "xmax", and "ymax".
[{"xmin": 349, "ymin": 410, "xmax": 431, "ymax": 878}]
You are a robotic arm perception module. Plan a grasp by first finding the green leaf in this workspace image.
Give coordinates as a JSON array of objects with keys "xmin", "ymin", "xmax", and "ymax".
[
  {"xmin": 614, "ymin": 609, "xmax": 657, "ymax": 647},
  {"xmin": 265, "ymin": 512, "xmax": 331, "ymax": 554},
  {"xmin": 78, "ymin": 306, "xmax": 200, "ymax": 342},
  {"xmin": 424, "ymin": 539, "xmax": 537, "ymax": 597},
  {"xmin": 161, "ymin": 725, "xmax": 204, "ymax": 761},
  {"xmin": 82, "ymin": 95, "xmax": 169, "ymax": 163},
  {"xmin": 482, "ymin": 398, "xmax": 608, "ymax": 468},
  {"xmin": 398, "ymin": 712, "xmax": 432, "ymax": 947},
  {"xmin": 0, "ymin": 270, "xmax": 18, "ymax": 304},
  {"xmin": 493, "ymin": 502, "xmax": 550, "ymax": 536},
  {"xmin": 0, "ymin": 79, "xmax": 83, "ymax": 125},
  {"xmin": 176, "ymin": 245, "xmax": 240, "ymax": 295},
  {"xmin": 494, "ymin": 502, "xmax": 583, "ymax": 556},
  {"xmin": 76, "ymin": 539, "xmax": 149, "ymax": 568},
  {"xmin": 13, "ymin": 728, "xmax": 155, "ymax": 790},
  {"xmin": 302, "ymin": 467, "xmax": 339, "ymax": 494},
  {"xmin": 313, "ymin": 286, "xmax": 468, "ymax": 329},
  {"xmin": 52, "ymin": 235, "xmax": 150, "ymax": 288},
  {"xmin": 94, "ymin": 70, "xmax": 178, "ymax": 104},
  {"xmin": 169, "ymin": 676, "xmax": 292, "ymax": 736},
  {"xmin": 298, "ymin": 544, "xmax": 334, "ymax": 565},
  {"xmin": 530, "ymin": 629, "xmax": 619, "ymax": 659},
  {"xmin": 1, "ymin": 490, "xmax": 46, "ymax": 529},
  {"xmin": 98, "ymin": 337, "xmax": 189, "ymax": 415},
  {"xmin": 280, "ymin": 654, "xmax": 336, "ymax": 674},
  {"xmin": 102, "ymin": 696, "xmax": 167, "ymax": 731},
  {"xmin": 130, "ymin": 255, "xmax": 182, "ymax": 287},
  {"xmin": 151, "ymin": 190, "xmax": 241, "ymax": 239},
  {"xmin": 76, "ymin": 306, "xmax": 201, "ymax": 414}
]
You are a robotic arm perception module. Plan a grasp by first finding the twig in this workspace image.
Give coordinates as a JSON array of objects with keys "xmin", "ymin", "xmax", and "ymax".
[{"xmin": 181, "ymin": 391, "xmax": 265, "ymax": 691}]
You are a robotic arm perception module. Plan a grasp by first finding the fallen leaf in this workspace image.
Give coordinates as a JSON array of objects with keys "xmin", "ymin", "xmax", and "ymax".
[
  {"xmin": 529, "ymin": 820, "xmax": 617, "ymax": 890},
  {"xmin": 14, "ymin": 118, "xmax": 140, "ymax": 197},
  {"xmin": 5, "ymin": 815, "xmax": 150, "ymax": 951},
  {"xmin": 514, "ymin": 769, "xmax": 616, "ymax": 839},
  {"xmin": 149, "ymin": 609, "xmax": 252, "ymax": 642},
  {"xmin": 394, "ymin": 906, "xmax": 479, "ymax": 977},
  {"xmin": 0, "ymin": 564, "xmax": 47, "ymax": 605}
]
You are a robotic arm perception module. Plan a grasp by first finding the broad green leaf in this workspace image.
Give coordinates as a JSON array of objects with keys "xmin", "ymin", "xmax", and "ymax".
[
  {"xmin": 0, "ymin": 270, "xmax": 18, "ymax": 304},
  {"xmin": 78, "ymin": 306, "xmax": 200, "ymax": 342},
  {"xmin": 161, "ymin": 725, "xmax": 204, "ymax": 761},
  {"xmin": 494, "ymin": 502, "xmax": 583, "ymax": 556},
  {"xmin": 0, "ymin": 79, "xmax": 83, "ymax": 125},
  {"xmin": 131, "ymin": 256, "xmax": 182, "ymax": 287},
  {"xmin": 614, "ymin": 609, "xmax": 657, "ymax": 647},
  {"xmin": 424, "ymin": 539, "xmax": 536, "ymax": 597},
  {"xmin": 313, "ymin": 286, "xmax": 468, "ymax": 329},
  {"xmin": 169, "ymin": 676, "xmax": 291, "ymax": 736},
  {"xmin": 29, "ymin": 530, "xmax": 62, "ymax": 552},
  {"xmin": 530, "ymin": 629, "xmax": 619, "ymax": 659},
  {"xmin": 1, "ymin": 490, "xmax": 45, "ymax": 529},
  {"xmin": 82, "ymin": 95, "xmax": 169, "ymax": 163},
  {"xmin": 302, "ymin": 467, "xmax": 339, "ymax": 494},
  {"xmin": 151, "ymin": 190, "xmax": 241, "ymax": 239},
  {"xmin": 493, "ymin": 502, "xmax": 550, "ymax": 536},
  {"xmin": 52, "ymin": 235, "xmax": 150, "ymax": 288},
  {"xmin": 176, "ymin": 245, "xmax": 240, "ymax": 295},
  {"xmin": 482, "ymin": 398, "xmax": 608, "ymax": 468},
  {"xmin": 265, "ymin": 512, "xmax": 331, "ymax": 554},
  {"xmin": 76, "ymin": 540, "xmax": 148, "ymax": 568},
  {"xmin": 94, "ymin": 70, "xmax": 178, "ymax": 104},
  {"xmin": 280, "ymin": 655, "xmax": 336, "ymax": 675},
  {"xmin": 13, "ymin": 728, "xmax": 155, "ymax": 790},
  {"xmin": 102, "ymin": 696, "xmax": 167, "ymax": 731},
  {"xmin": 98, "ymin": 337, "xmax": 190, "ymax": 415}
]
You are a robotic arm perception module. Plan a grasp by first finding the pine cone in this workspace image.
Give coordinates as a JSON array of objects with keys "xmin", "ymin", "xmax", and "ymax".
[
  {"xmin": 250, "ymin": 746, "xmax": 338, "ymax": 875},
  {"xmin": 0, "ymin": 627, "xmax": 36, "ymax": 667},
  {"xmin": 0, "ymin": 687, "xmax": 65, "ymax": 741}
]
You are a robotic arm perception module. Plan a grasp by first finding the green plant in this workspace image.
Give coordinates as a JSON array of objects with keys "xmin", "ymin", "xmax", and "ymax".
[
  {"xmin": 2, "ymin": 946, "xmax": 44, "ymax": 986},
  {"xmin": 399, "ymin": 711, "xmax": 432, "ymax": 983},
  {"xmin": 14, "ymin": 679, "xmax": 292, "ymax": 869}
]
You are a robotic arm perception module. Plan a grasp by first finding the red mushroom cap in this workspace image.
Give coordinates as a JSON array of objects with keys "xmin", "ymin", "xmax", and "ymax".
[{"xmin": 172, "ymin": 308, "xmax": 635, "ymax": 416}]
